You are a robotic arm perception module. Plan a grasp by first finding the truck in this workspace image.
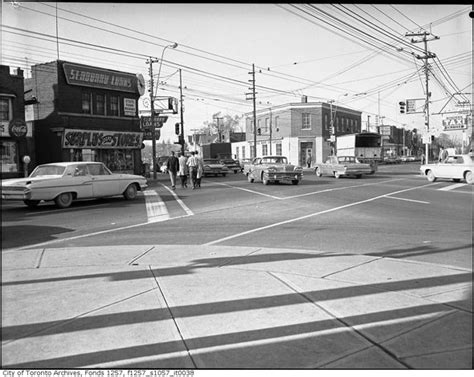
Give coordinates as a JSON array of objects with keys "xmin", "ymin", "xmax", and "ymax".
[
  {"xmin": 336, "ymin": 133, "xmax": 382, "ymax": 172},
  {"xmin": 200, "ymin": 143, "xmax": 240, "ymax": 173}
]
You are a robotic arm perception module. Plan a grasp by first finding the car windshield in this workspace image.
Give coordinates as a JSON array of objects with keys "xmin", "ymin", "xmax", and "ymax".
[
  {"xmin": 30, "ymin": 165, "xmax": 66, "ymax": 177},
  {"xmin": 204, "ymin": 159, "xmax": 219, "ymax": 164},
  {"xmin": 262, "ymin": 157, "xmax": 287, "ymax": 164}
]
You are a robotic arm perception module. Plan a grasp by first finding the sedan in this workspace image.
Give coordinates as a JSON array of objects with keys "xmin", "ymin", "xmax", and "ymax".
[
  {"xmin": 420, "ymin": 154, "xmax": 473, "ymax": 184},
  {"xmin": 202, "ymin": 159, "xmax": 229, "ymax": 177},
  {"xmin": 1, "ymin": 162, "xmax": 148, "ymax": 208},
  {"xmin": 247, "ymin": 156, "xmax": 303, "ymax": 185},
  {"xmin": 314, "ymin": 156, "xmax": 373, "ymax": 179}
]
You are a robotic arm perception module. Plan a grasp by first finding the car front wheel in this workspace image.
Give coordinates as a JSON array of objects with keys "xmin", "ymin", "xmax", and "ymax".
[
  {"xmin": 465, "ymin": 171, "xmax": 473, "ymax": 184},
  {"xmin": 426, "ymin": 170, "xmax": 437, "ymax": 182},
  {"xmin": 55, "ymin": 192, "xmax": 73, "ymax": 208},
  {"xmin": 315, "ymin": 167, "xmax": 322, "ymax": 177},
  {"xmin": 262, "ymin": 173, "xmax": 269, "ymax": 185},
  {"xmin": 247, "ymin": 173, "xmax": 254, "ymax": 183},
  {"xmin": 123, "ymin": 184, "xmax": 138, "ymax": 200}
]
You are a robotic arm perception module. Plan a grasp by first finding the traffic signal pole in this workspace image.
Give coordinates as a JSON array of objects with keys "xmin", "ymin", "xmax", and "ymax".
[
  {"xmin": 147, "ymin": 57, "xmax": 159, "ymax": 180},
  {"xmin": 179, "ymin": 68, "xmax": 185, "ymax": 153}
]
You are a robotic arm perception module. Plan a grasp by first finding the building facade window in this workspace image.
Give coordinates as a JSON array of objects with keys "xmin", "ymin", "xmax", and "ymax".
[
  {"xmin": 109, "ymin": 95, "xmax": 119, "ymax": 116},
  {"xmin": 262, "ymin": 144, "xmax": 268, "ymax": 156},
  {"xmin": 264, "ymin": 118, "xmax": 269, "ymax": 134},
  {"xmin": 324, "ymin": 114, "xmax": 328, "ymax": 130},
  {"xmin": 96, "ymin": 94, "xmax": 105, "ymax": 115},
  {"xmin": 302, "ymin": 113, "xmax": 311, "ymax": 129},
  {"xmin": 242, "ymin": 146, "xmax": 246, "ymax": 158},
  {"xmin": 276, "ymin": 143, "xmax": 282, "ymax": 156},
  {"xmin": 274, "ymin": 116, "xmax": 279, "ymax": 132},
  {"xmin": 236, "ymin": 146, "xmax": 240, "ymax": 159},
  {"xmin": 1, "ymin": 97, "xmax": 11, "ymax": 121},
  {"xmin": 82, "ymin": 92, "xmax": 92, "ymax": 114},
  {"xmin": 1, "ymin": 140, "xmax": 18, "ymax": 173}
]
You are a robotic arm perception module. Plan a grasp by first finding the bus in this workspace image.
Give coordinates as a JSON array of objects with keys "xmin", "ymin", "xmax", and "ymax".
[{"xmin": 336, "ymin": 132, "xmax": 383, "ymax": 165}]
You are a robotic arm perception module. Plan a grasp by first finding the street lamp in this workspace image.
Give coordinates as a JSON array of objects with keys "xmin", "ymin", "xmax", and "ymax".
[{"xmin": 149, "ymin": 42, "xmax": 178, "ymax": 180}]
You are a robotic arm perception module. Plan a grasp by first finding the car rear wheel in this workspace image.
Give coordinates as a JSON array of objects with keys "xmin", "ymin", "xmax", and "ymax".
[
  {"xmin": 465, "ymin": 171, "xmax": 473, "ymax": 184},
  {"xmin": 426, "ymin": 170, "xmax": 437, "ymax": 182},
  {"xmin": 55, "ymin": 192, "xmax": 73, "ymax": 209},
  {"xmin": 123, "ymin": 184, "xmax": 138, "ymax": 200},
  {"xmin": 315, "ymin": 167, "xmax": 322, "ymax": 177},
  {"xmin": 24, "ymin": 200, "xmax": 40, "ymax": 208}
]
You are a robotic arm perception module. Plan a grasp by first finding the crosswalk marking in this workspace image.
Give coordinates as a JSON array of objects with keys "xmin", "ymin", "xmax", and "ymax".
[
  {"xmin": 438, "ymin": 183, "xmax": 467, "ymax": 191},
  {"xmin": 143, "ymin": 190, "xmax": 170, "ymax": 223}
]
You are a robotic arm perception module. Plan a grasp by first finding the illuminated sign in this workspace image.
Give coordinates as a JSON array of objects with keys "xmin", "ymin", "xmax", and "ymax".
[
  {"xmin": 63, "ymin": 63, "xmax": 138, "ymax": 93},
  {"xmin": 442, "ymin": 116, "xmax": 468, "ymax": 131},
  {"xmin": 62, "ymin": 129, "xmax": 143, "ymax": 149}
]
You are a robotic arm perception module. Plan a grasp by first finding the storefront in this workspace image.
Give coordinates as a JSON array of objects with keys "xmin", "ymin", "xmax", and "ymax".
[{"xmin": 25, "ymin": 60, "xmax": 145, "ymax": 175}]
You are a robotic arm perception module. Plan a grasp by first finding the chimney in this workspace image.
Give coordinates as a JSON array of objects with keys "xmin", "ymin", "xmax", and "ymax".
[{"xmin": 301, "ymin": 95, "xmax": 307, "ymax": 103}]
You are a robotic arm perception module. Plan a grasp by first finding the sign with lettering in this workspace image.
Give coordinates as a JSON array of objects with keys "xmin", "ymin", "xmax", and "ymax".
[
  {"xmin": 62, "ymin": 129, "xmax": 143, "ymax": 149},
  {"xmin": 1, "ymin": 119, "xmax": 32, "ymax": 138},
  {"xmin": 63, "ymin": 63, "xmax": 137, "ymax": 93},
  {"xmin": 123, "ymin": 98, "xmax": 137, "ymax": 116},
  {"xmin": 442, "ymin": 115, "xmax": 468, "ymax": 131},
  {"xmin": 140, "ymin": 116, "xmax": 168, "ymax": 130}
]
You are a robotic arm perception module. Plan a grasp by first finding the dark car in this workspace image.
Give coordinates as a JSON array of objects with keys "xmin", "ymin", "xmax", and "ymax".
[{"xmin": 219, "ymin": 158, "xmax": 241, "ymax": 174}]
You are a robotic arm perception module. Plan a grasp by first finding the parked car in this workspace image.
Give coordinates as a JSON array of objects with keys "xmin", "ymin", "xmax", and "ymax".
[
  {"xmin": 219, "ymin": 158, "xmax": 241, "ymax": 174},
  {"xmin": 314, "ymin": 156, "xmax": 373, "ymax": 179},
  {"xmin": 247, "ymin": 156, "xmax": 303, "ymax": 185},
  {"xmin": 1, "ymin": 162, "xmax": 148, "ymax": 209},
  {"xmin": 202, "ymin": 159, "xmax": 229, "ymax": 177},
  {"xmin": 420, "ymin": 154, "xmax": 473, "ymax": 184}
]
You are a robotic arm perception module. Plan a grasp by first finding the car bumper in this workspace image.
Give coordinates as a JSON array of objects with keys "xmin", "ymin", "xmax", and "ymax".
[
  {"xmin": 1, "ymin": 191, "xmax": 30, "ymax": 200},
  {"xmin": 266, "ymin": 173, "xmax": 302, "ymax": 181}
]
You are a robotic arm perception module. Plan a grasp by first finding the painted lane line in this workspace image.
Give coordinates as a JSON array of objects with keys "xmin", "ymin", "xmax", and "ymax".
[
  {"xmin": 384, "ymin": 196, "xmax": 430, "ymax": 204},
  {"xmin": 143, "ymin": 190, "xmax": 170, "ymax": 223},
  {"xmin": 212, "ymin": 182, "xmax": 281, "ymax": 200},
  {"xmin": 160, "ymin": 184, "xmax": 194, "ymax": 216},
  {"xmin": 204, "ymin": 182, "xmax": 438, "ymax": 246},
  {"xmin": 439, "ymin": 183, "xmax": 466, "ymax": 191}
]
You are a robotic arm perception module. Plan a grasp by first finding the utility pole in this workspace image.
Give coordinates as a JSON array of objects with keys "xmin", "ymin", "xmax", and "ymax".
[
  {"xmin": 329, "ymin": 99, "xmax": 335, "ymax": 155},
  {"xmin": 406, "ymin": 31, "xmax": 439, "ymax": 163},
  {"xmin": 246, "ymin": 64, "xmax": 257, "ymax": 158},
  {"xmin": 179, "ymin": 68, "xmax": 185, "ymax": 154},
  {"xmin": 147, "ymin": 57, "xmax": 159, "ymax": 180},
  {"xmin": 269, "ymin": 107, "xmax": 272, "ymax": 155}
]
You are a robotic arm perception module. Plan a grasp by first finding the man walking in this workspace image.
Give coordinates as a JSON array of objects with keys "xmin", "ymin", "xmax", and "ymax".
[
  {"xmin": 178, "ymin": 152, "xmax": 188, "ymax": 188},
  {"xmin": 166, "ymin": 151, "xmax": 179, "ymax": 190},
  {"xmin": 186, "ymin": 151, "xmax": 198, "ymax": 189}
]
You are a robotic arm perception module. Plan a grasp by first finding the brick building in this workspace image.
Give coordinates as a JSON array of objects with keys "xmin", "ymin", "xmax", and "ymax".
[
  {"xmin": 1, "ymin": 65, "xmax": 33, "ymax": 179},
  {"xmin": 24, "ymin": 60, "xmax": 145, "ymax": 175},
  {"xmin": 234, "ymin": 98, "xmax": 362, "ymax": 166}
]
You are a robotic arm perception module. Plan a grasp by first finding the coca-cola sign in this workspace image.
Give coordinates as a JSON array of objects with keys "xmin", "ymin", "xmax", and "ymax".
[{"xmin": 8, "ymin": 119, "xmax": 28, "ymax": 138}]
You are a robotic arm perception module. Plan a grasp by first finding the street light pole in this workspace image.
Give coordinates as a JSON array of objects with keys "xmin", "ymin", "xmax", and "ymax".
[{"xmin": 147, "ymin": 43, "xmax": 178, "ymax": 180}]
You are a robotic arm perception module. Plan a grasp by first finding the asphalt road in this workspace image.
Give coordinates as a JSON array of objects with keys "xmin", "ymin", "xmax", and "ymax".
[{"xmin": 2, "ymin": 163, "xmax": 472, "ymax": 270}]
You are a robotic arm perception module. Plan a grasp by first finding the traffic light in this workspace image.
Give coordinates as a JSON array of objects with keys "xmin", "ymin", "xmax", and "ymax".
[
  {"xmin": 257, "ymin": 128, "xmax": 261, "ymax": 135},
  {"xmin": 399, "ymin": 101, "xmax": 406, "ymax": 114},
  {"xmin": 175, "ymin": 122, "xmax": 180, "ymax": 135}
]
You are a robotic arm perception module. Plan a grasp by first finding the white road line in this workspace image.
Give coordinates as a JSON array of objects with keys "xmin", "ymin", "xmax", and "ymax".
[
  {"xmin": 439, "ymin": 183, "xmax": 466, "ymax": 191},
  {"xmin": 204, "ymin": 182, "xmax": 438, "ymax": 246},
  {"xmin": 213, "ymin": 182, "xmax": 281, "ymax": 199},
  {"xmin": 143, "ymin": 190, "xmax": 170, "ymax": 223},
  {"xmin": 384, "ymin": 196, "xmax": 429, "ymax": 204},
  {"xmin": 160, "ymin": 184, "xmax": 194, "ymax": 216}
]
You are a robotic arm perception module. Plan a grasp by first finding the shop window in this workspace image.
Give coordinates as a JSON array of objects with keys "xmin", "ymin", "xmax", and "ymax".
[
  {"xmin": 82, "ymin": 92, "xmax": 92, "ymax": 114},
  {"xmin": 276, "ymin": 143, "xmax": 282, "ymax": 156},
  {"xmin": 1, "ymin": 140, "xmax": 18, "ymax": 173},
  {"xmin": 96, "ymin": 94, "xmax": 105, "ymax": 115},
  {"xmin": 302, "ymin": 113, "xmax": 311, "ymax": 129},
  {"xmin": 1, "ymin": 97, "xmax": 11, "ymax": 121},
  {"xmin": 110, "ymin": 95, "xmax": 119, "ymax": 116}
]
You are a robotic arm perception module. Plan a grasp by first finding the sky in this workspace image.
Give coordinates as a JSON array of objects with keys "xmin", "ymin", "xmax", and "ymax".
[{"xmin": 2, "ymin": 2, "xmax": 472, "ymax": 144}]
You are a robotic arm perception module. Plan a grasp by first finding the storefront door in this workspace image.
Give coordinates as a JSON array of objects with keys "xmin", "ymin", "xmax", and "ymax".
[{"xmin": 300, "ymin": 142, "xmax": 314, "ymax": 167}]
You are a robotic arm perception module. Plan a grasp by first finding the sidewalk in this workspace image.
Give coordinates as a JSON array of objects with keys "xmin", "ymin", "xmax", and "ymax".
[{"xmin": 2, "ymin": 244, "xmax": 472, "ymax": 369}]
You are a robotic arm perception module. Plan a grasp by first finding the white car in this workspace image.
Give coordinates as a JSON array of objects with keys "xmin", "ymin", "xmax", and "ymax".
[
  {"xmin": 420, "ymin": 154, "xmax": 473, "ymax": 184},
  {"xmin": 1, "ymin": 162, "xmax": 148, "ymax": 208}
]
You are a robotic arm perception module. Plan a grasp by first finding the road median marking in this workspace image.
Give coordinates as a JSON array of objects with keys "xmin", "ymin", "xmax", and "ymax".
[
  {"xmin": 143, "ymin": 190, "xmax": 170, "ymax": 223},
  {"xmin": 204, "ymin": 182, "xmax": 439, "ymax": 246},
  {"xmin": 439, "ymin": 183, "xmax": 467, "ymax": 191}
]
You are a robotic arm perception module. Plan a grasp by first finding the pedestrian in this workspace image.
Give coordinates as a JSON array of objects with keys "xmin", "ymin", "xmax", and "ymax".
[
  {"xmin": 195, "ymin": 151, "xmax": 204, "ymax": 188},
  {"xmin": 307, "ymin": 154, "xmax": 312, "ymax": 168},
  {"xmin": 420, "ymin": 153, "xmax": 425, "ymax": 165},
  {"xmin": 438, "ymin": 147, "xmax": 448, "ymax": 163},
  {"xmin": 178, "ymin": 152, "xmax": 188, "ymax": 188},
  {"xmin": 166, "ymin": 151, "xmax": 179, "ymax": 190},
  {"xmin": 186, "ymin": 151, "xmax": 198, "ymax": 189}
]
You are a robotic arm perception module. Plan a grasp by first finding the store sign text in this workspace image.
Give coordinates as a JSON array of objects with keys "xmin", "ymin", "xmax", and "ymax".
[
  {"xmin": 63, "ymin": 63, "xmax": 137, "ymax": 93},
  {"xmin": 63, "ymin": 129, "xmax": 143, "ymax": 149}
]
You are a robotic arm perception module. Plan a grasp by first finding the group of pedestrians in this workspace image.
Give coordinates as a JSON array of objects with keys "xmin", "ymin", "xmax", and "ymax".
[{"xmin": 166, "ymin": 150, "xmax": 204, "ymax": 190}]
